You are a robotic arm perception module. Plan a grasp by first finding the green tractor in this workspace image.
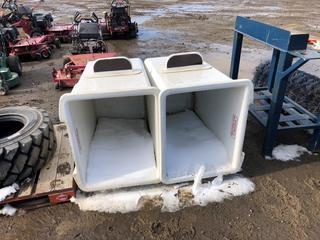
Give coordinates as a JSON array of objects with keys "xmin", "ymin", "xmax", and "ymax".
[{"xmin": 0, "ymin": 25, "xmax": 22, "ymax": 95}]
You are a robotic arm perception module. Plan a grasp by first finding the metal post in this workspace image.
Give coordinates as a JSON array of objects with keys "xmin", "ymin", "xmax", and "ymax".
[
  {"xmin": 230, "ymin": 31, "xmax": 243, "ymax": 79},
  {"xmin": 309, "ymin": 116, "xmax": 320, "ymax": 152},
  {"xmin": 267, "ymin": 49, "xmax": 280, "ymax": 91},
  {"xmin": 263, "ymin": 52, "xmax": 294, "ymax": 156}
]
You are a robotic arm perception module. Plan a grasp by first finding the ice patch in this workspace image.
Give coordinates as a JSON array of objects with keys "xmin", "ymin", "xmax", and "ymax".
[
  {"xmin": 0, "ymin": 184, "xmax": 19, "ymax": 202},
  {"xmin": 0, "ymin": 205, "xmax": 17, "ymax": 216},
  {"xmin": 194, "ymin": 175, "xmax": 255, "ymax": 206},
  {"xmin": 72, "ymin": 174, "xmax": 254, "ymax": 214},
  {"xmin": 270, "ymin": 144, "xmax": 311, "ymax": 161},
  {"xmin": 192, "ymin": 165, "xmax": 205, "ymax": 195}
]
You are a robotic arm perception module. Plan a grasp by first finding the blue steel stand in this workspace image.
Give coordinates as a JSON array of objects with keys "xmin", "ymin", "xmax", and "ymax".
[{"xmin": 230, "ymin": 16, "xmax": 320, "ymax": 157}]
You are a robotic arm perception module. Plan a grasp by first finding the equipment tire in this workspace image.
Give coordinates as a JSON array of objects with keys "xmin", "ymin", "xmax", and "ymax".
[
  {"xmin": 7, "ymin": 56, "xmax": 22, "ymax": 76},
  {"xmin": 0, "ymin": 106, "xmax": 56, "ymax": 188}
]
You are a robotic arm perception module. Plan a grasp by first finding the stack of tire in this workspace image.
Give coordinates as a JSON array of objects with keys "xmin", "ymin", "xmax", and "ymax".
[{"xmin": 0, "ymin": 106, "xmax": 56, "ymax": 188}]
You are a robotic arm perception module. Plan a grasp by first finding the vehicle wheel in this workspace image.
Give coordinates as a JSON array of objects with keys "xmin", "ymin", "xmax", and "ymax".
[
  {"xmin": 54, "ymin": 83, "xmax": 63, "ymax": 90},
  {"xmin": 40, "ymin": 49, "xmax": 51, "ymax": 59},
  {"xmin": 54, "ymin": 39, "xmax": 61, "ymax": 49},
  {"xmin": 129, "ymin": 29, "xmax": 137, "ymax": 39},
  {"xmin": 31, "ymin": 27, "xmax": 43, "ymax": 38},
  {"xmin": 0, "ymin": 84, "xmax": 8, "ymax": 96},
  {"xmin": 7, "ymin": 56, "xmax": 22, "ymax": 76},
  {"xmin": 0, "ymin": 106, "xmax": 56, "ymax": 188},
  {"xmin": 63, "ymin": 57, "xmax": 71, "ymax": 66}
]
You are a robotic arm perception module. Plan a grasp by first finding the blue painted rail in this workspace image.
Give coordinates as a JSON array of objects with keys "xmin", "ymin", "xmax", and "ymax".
[{"xmin": 230, "ymin": 16, "xmax": 320, "ymax": 157}]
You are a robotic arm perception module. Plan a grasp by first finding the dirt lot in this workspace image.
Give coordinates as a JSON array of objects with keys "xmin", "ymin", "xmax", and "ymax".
[{"xmin": 0, "ymin": 0, "xmax": 320, "ymax": 239}]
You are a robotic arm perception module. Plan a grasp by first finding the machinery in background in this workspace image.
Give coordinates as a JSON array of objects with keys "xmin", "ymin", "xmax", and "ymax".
[
  {"xmin": 1, "ymin": 0, "xmax": 74, "ymax": 42},
  {"xmin": 0, "ymin": 24, "xmax": 21, "ymax": 95},
  {"xmin": 100, "ymin": 0, "xmax": 138, "ymax": 39},
  {"xmin": 0, "ymin": 23, "xmax": 60, "ymax": 60},
  {"xmin": 71, "ymin": 12, "xmax": 107, "ymax": 55},
  {"xmin": 52, "ymin": 52, "xmax": 117, "ymax": 90}
]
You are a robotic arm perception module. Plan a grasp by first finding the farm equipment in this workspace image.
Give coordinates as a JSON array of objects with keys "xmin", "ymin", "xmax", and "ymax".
[
  {"xmin": 8, "ymin": 34, "xmax": 56, "ymax": 60},
  {"xmin": 0, "ymin": 52, "xmax": 20, "ymax": 95},
  {"xmin": 100, "ymin": 0, "xmax": 138, "ymax": 39},
  {"xmin": 0, "ymin": 24, "xmax": 60, "ymax": 60},
  {"xmin": 52, "ymin": 52, "xmax": 117, "ymax": 90},
  {"xmin": 0, "ymin": 24, "xmax": 21, "ymax": 95},
  {"xmin": 71, "ymin": 12, "xmax": 107, "ymax": 54},
  {"xmin": 1, "ymin": 0, "xmax": 74, "ymax": 42}
]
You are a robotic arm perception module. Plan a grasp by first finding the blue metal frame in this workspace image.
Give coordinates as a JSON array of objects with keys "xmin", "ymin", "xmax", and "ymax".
[{"xmin": 230, "ymin": 16, "xmax": 320, "ymax": 157}]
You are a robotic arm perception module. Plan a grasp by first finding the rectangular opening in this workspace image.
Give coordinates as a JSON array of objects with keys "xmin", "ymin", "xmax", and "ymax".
[
  {"xmin": 67, "ymin": 94, "xmax": 158, "ymax": 190},
  {"xmin": 164, "ymin": 86, "xmax": 247, "ymax": 182}
]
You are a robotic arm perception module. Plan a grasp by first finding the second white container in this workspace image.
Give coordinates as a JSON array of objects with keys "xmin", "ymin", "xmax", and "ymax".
[{"xmin": 145, "ymin": 52, "xmax": 254, "ymax": 184}]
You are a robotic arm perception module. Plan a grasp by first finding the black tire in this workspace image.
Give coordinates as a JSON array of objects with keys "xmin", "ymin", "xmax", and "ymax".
[
  {"xmin": 0, "ymin": 106, "xmax": 56, "ymax": 188},
  {"xmin": 0, "ymin": 83, "xmax": 8, "ymax": 96},
  {"xmin": 40, "ymin": 49, "xmax": 51, "ymax": 59},
  {"xmin": 127, "ymin": 23, "xmax": 137, "ymax": 39},
  {"xmin": 63, "ymin": 57, "xmax": 71, "ymax": 66},
  {"xmin": 54, "ymin": 39, "xmax": 61, "ymax": 49},
  {"xmin": 7, "ymin": 56, "xmax": 22, "ymax": 76},
  {"xmin": 253, "ymin": 60, "xmax": 320, "ymax": 114},
  {"xmin": 31, "ymin": 28, "xmax": 43, "ymax": 38}
]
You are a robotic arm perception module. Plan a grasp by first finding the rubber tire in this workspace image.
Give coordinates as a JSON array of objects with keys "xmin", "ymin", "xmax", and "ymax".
[
  {"xmin": 63, "ymin": 57, "xmax": 71, "ymax": 66},
  {"xmin": 0, "ymin": 106, "xmax": 56, "ymax": 188},
  {"xmin": 7, "ymin": 56, "xmax": 22, "ymax": 76},
  {"xmin": 253, "ymin": 60, "xmax": 320, "ymax": 114},
  {"xmin": 54, "ymin": 39, "xmax": 61, "ymax": 49},
  {"xmin": 0, "ymin": 84, "xmax": 8, "ymax": 96},
  {"xmin": 40, "ymin": 49, "xmax": 51, "ymax": 60},
  {"xmin": 31, "ymin": 28, "xmax": 43, "ymax": 37}
]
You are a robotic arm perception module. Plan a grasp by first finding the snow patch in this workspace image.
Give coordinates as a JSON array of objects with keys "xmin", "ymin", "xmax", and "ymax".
[
  {"xmin": 72, "ymin": 174, "xmax": 255, "ymax": 214},
  {"xmin": 0, "ymin": 184, "xmax": 19, "ymax": 202},
  {"xmin": 0, "ymin": 205, "xmax": 17, "ymax": 216},
  {"xmin": 270, "ymin": 144, "xmax": 311, "ymax": 161},
  {"xmin": 192, "ymin": 165, "xmax": 205, "ymax": 195}
]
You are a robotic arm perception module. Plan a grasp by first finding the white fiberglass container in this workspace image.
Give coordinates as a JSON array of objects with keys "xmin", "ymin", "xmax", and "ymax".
[
  {"xmin": 145, "ymin": 52, "xmax": 254, "ymax": 184},
  {"xmin": 59, "ymin": 57, "xmax": 160, "ymax": 192}
]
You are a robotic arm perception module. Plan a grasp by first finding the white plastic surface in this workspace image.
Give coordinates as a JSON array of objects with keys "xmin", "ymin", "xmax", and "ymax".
[
  {"xmin": 59, "ymin": 57, "xmax": 160, "ymax": 192},
  {"xmin": 86, "ymin": 118, "xmax": 157, "ymax": 190},
  {"xmin": 145, "ymin": 52, "xmax": 254, "ymax": 184}
]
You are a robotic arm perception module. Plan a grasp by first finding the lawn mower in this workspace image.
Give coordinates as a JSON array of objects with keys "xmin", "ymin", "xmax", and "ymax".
[
  {"xmin": 71, "ymin": 12, "xmax": 107, "ymax": 55},
  {"xmin": 2, "ymin": 0, "xmax": 74, "ymax": 42},
  {"xmin": 0, "ymin": 24, "xmax": 21, "ymax": 95},
  {"xmin": 52, "ymin": 52, "xmax": 117, "ymax": 90},
  {"xmin": 1, "ymin": 24, "xmax": 60, "ymax": 60},
  {"xmin": 100, "ymin": 0, "xmax": 138, "ymax": 39}
]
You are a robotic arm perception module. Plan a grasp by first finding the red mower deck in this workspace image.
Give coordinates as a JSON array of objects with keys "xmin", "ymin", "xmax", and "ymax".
[{"xmin": 52, "ymin": 52, "xmax": 117, "ymax": 89}]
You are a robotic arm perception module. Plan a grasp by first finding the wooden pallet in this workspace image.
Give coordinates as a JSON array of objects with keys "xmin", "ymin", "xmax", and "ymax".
[{"xmin": 0, "ymin": 124, "xmax": 76, "ymax": 210}]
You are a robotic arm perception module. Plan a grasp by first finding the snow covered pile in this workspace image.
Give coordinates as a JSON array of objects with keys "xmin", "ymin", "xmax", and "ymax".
[
  {"xmin": 0, "ymin": 184, "xmax": 19, "ymax": 202},
  {"xmin": 0, "ymin": 184, "xmax": 19, "ymax": 216},
  {"xmin": 71, "ymin": 169, "xmax": 255, "ymax": 214},
  {"xmin": 0, "ymin": 205, "xmax": 17, "ymax": 216},
  {"xmin": 269, "ymin": 144, "xmax": 311, "ymax": 162}
]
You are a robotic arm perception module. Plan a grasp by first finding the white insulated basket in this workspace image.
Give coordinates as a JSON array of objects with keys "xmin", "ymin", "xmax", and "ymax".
[
  {"xmin": 59, "ymin": 57, "xmax": 160, "ymax": 192},
  {"xmin": 145, "ymin": 52, "xmax": 254, "ymax": 184}
]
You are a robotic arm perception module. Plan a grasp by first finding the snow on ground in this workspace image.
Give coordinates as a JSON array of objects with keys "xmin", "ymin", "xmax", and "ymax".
[
  {"xmin": 0, "ymin": 184, "xmax": 19, "ymax": 202},
  {"xmin": 0, "ymin": 205, "xmax": 17, "ymax": 216},
  {"xmin": 269, "ymin": 144, "xmax": 311, "ymax": 162},
  {"xmin": 71, "ymin": 170, "xmax": 255, "ymax": 214}
]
